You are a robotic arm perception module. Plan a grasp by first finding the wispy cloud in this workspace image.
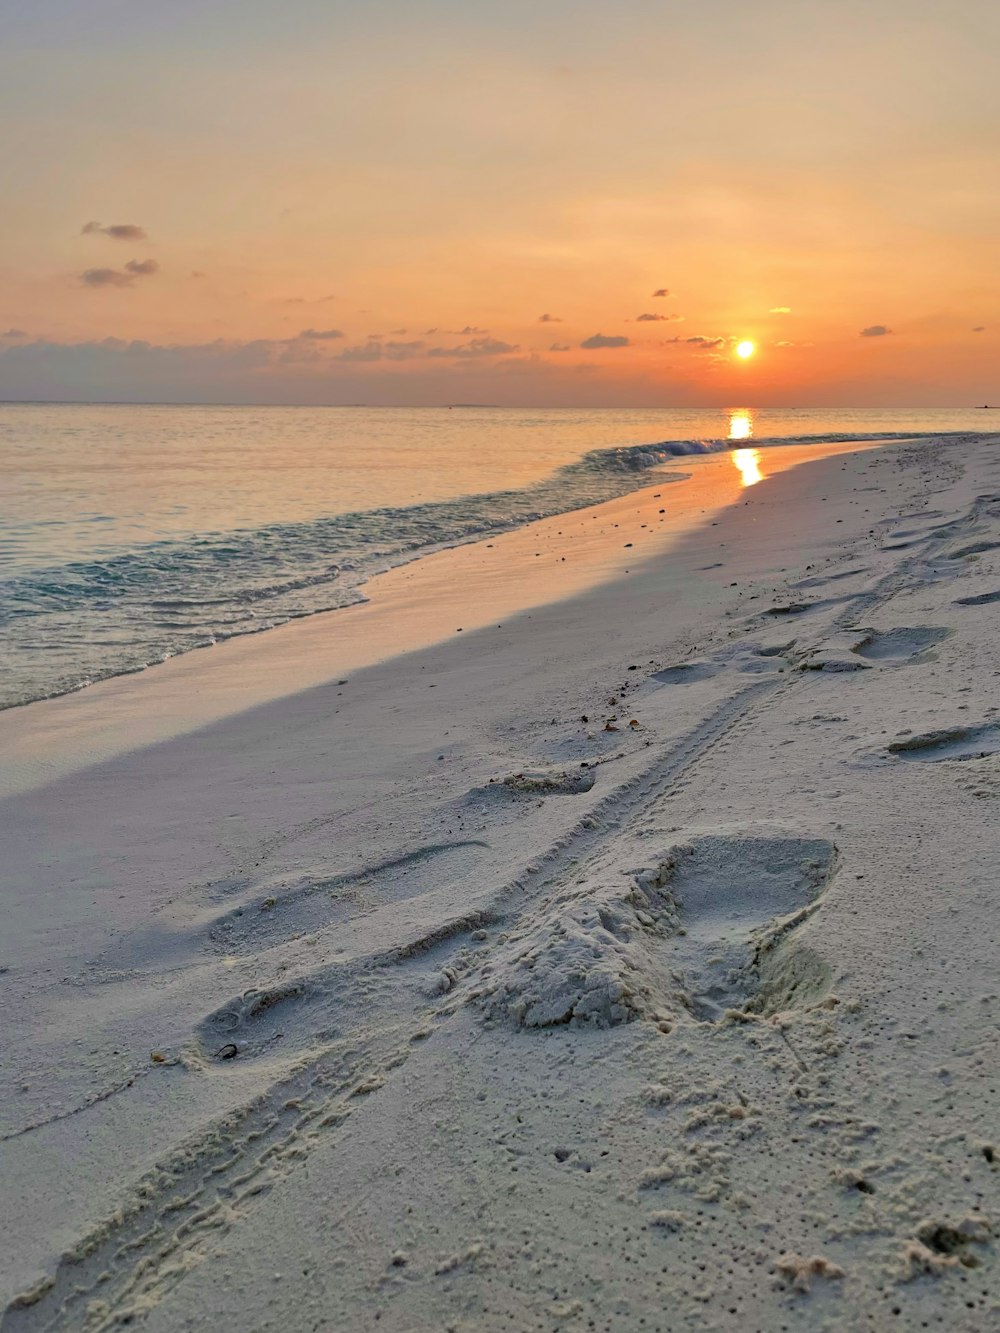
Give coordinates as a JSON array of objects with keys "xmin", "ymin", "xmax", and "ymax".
[
  {"xmin": 80, "ymin": 258, "xmax": 159, "ymax": 288},
  {"xmin": 82, "ymin": 221, "xmax": 148, "ymax": 241},
  {"xmin": 972, "ymin": 325, "xmax": 986, "ymax": 333},
  {"xmin": 338, "ymin": 333, "xmax": 515, "ymax": 360},
  {"xmin": 860, "ymin": 324, "xmax": 892, "ymax": 337},
  {"xmin": 651, "ymin": 288, "xmax": 670, "ymax": 298},
  {"xmin": 664, "ymin": 334, "xmax": 725, "ymax": 349},
  {"xmin": 280, "ymin": 293, "xmax": 336, "ymax": 305},
  {"xmin": 80, "ymin": 267, "xmax": 138, "ymax": 288},
  {"xmin": 338, "ymin": 339, "xmax": 426, "ymax": 362},
  {"xmin": 580, "ymin": 333, "xmax": 629, "ymax": 349},
  {"xmin": 296, "ymin": 327, "xmax": 344, "ymax": 340},
  {"xmin": 538, "ymin": 313, "xmax": 562, "ymax": 323},
  {"xmin": 338, "ymin": 342, "xmax": 383, "ymax": 362},
  {"xmin": 444, "ymin": 325, "xmax": 488, "ymax": 336},
  {"xmin": 769, "ymin": 306, "xmax": 791, "ymax": 314},
  {"xmin": 633, "ymin": 312, "xmax": 683, "ymax": 323},
  {"xmin": 549, "ymin": 343, "xmax": 571, "ymax": 352},
  {"xmin": 428, "ymin": 336, "xmax": 517, "ymax": 359},
  {"xmin": 2, "ymin": 335, "xmax": 281, "ymax": 378},
  {"xmin": 2, "ymin": 328, "xmax": 27, "ymax": 339}
]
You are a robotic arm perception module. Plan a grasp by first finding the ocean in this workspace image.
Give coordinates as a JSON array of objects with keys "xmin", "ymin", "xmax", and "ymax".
[{"xmin": 1, "ymin": 403, "xmax": 992, "ymax": 710}]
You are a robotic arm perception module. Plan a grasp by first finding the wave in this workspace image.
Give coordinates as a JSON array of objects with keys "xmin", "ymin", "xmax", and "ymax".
[{"xmin": 0, "ymin": 428, "xmax": 985, "ymax": 709}]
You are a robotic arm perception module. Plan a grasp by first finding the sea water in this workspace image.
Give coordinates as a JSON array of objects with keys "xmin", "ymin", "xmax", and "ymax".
[{"xmin": 0, "ymin": 403, "xmax": 991, "ymax": 709}]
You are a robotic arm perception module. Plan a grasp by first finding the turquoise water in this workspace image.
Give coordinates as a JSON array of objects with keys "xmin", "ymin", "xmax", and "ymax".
[{"xmin": 0, "ymin": 404, "xmax": 992, "ymax": 708}]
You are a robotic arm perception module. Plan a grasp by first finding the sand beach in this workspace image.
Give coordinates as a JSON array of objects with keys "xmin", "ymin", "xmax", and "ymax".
[{"xmin": 2, "ymin": 432, "xmax": 999, "ymax": 1331}]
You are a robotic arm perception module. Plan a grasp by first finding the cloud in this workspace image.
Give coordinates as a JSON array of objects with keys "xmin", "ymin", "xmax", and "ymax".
[
  {"xmin": 338, "ymin": 339, "xmax": 426, "ymax": 362},
  {"xmin": 80, "ymin": 267, "xmax": 137, "ymax": 288},
  {"xmin": 445, "ymin": 325, "xmax": 488, "ymax": 336},
  {"xmin": 633, "ymin": 312, "xmax": 683, "ymax": 323},
  {"xmin": 499, "ymin": 352, "xmax": 547, "ymax": 376},
  {"xmin": 549, "ymin": 343, "xmax": 571, "ymax": 352},
  {"xmin": 538, "ymin": 313, "xmax": 562, "ymax": 323},
  {"xmin": 580, "ymin": 333, "xmax": 630, "ymax": 349},
  {"xmin": 664, "ymin": 334, "xmax": 725, "ymax": 349},
  {"xmin": 770, "ymin": 306, "xmax": 791, "ymax": 314},
  {"xmin": 296, "ymin": 327, "xmax": 344, "ymax": 340},
  {"xmin": 81, "ymin": 258, "xmax": 159, "ymax": 288},
  {"xmin": 1, "ymin": 336, "xmax": 282, "ymax": 385},
  {"xmin": 0, "ymin": 332, "xmax": 515, "ymax": 403},
  {"xmin": 2, "ymin": 328, "xmax": 27, "ymax": 339},
  {"xmin": 82, "ymin": 222, "xmax": 148, "ymax": 241},
  {"xmin": 427, "ymin": 337, "xmax": 517, "ymax": 359},
  {"xmin": 973, "ymin": 325, "xmax": 986, "ymax": 333},
  {"xmin": 281, "ymin": 293, "xmax": 336, "ymax": 305},
  {"xmin": 651, "ymin": 288, "xmax": 670, "ymax": 298},
  {"xmin": 860, "ymin": 325, "xmax": 892, "ymax": 337},
  {"xmin": 338, "ymin": 342, "xmax": 383, "ymax": 362},
  {"xmin": 384, "ymin": 340, "xmax": 426, "ymax": 360}
]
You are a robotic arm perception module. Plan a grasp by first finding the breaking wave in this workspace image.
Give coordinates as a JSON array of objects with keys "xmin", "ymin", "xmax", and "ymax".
[{"xmin": 0, "ymin": 429, "xmax": 980, "ymax": 709}]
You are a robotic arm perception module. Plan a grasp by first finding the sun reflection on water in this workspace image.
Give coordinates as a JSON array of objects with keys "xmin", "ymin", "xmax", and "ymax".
[
  {"xmin": 728, "ymin": 409, "xmax": 753, "ymax": 441},
  {"xmin": 728, "ymin": 410, "xmax": 762, "ymax": 486},
  {"xmin": 733, "ymin": 448, "xmax": 763, "ymax": 487}
]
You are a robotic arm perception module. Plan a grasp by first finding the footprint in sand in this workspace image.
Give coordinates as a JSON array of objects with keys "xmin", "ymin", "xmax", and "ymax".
[
  {"xmin": 496, "ymin": 768, "xmax": 597, "ymax": 795},
  {"xmin": 948, "ymin": 539, "xmax": 1000, "ymax": 560},
  {"xmin": 954, "ymin": 589, "xmax": 1000, "ymax": 607},
  {"xmin": 652, "ymin": 834, "xmax": 837, "ymax": 1021},
  {"xmin": 887, "ymin": 724, "xmax": 1000, "ymax": 763},
  {"xmin": 791, "ymin": 566, "xmax": 870, "ymax": 590},
  {"xmin": 199, "ymin": 981, "xmax": 312, "ymax": 1062},
  {"xmin": 652, "ymin": 661, "xmax": 719, "ymax": 685},
  {"xmin": 209, "ymin": 841, "xmax": 488, "ymax": 958},
  {"xmin": 475, "ymin": 833, "xmax": 836, "ymax": 1030},
  {"xmin": 800, "ymin": 625, "xmax": 950, "ymax": 672},
  {"xmin": 653, "ymin": 643, "xmax": 789, "ymax": 686},
  {"xmin": 852, "ymin": 626, "xmax": 951, "ymax": 662}
]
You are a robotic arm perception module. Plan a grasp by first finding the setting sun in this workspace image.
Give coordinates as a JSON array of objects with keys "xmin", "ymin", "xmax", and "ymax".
[{"xmin": 735, "ymin": 340, "xmax": 756, "ymax": 359}]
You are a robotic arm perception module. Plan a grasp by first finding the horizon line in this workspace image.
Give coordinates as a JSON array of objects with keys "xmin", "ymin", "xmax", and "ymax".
[{"xmin": 0, "ymin": 399, "xmax": 994, "ymax": 411}]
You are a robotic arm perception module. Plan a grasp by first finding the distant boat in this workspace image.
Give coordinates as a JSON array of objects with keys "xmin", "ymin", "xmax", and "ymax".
[{"xmin": 978, "ymin": 404, "xmax": 993, "ymax": 409}]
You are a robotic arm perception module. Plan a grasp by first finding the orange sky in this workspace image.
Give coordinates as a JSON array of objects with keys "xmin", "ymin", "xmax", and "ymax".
[{"xmin": 1, "ymin": 0, "xmax": 998, "ymax": 404}]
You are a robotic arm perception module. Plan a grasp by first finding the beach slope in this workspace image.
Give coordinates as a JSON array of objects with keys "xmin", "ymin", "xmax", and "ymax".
[{"xmin": 2, "ymin": 434, "xmax": 999, "ymax": 1331}]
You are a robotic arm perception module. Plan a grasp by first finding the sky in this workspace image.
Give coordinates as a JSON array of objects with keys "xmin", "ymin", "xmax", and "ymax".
[{"xmin": 1, "ymin": 0, "xmax": 998, "ymax": 406}]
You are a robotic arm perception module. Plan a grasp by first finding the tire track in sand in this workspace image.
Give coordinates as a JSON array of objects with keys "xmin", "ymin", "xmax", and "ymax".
[{"xmin": 7, "ymin": 458, "xmax": 984, "ymax": 1332}]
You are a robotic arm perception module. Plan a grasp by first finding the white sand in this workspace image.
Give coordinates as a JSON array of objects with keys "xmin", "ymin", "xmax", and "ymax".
[{"xmin": 2, "ymin": 434, "xmax": 999, "ymax": 1331}]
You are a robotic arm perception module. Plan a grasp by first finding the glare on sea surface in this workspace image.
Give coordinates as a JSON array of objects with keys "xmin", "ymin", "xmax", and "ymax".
[
  {"xmin": 733, "ymin": 448, "xmax": 763, "ymax": 487},
  {"xmin": 735, "ymin": 340, "xmax": 755, "ymax": 359},
  {"xmin": 728, "ymin": 409, "xmax": 753, "ymax": 441}
]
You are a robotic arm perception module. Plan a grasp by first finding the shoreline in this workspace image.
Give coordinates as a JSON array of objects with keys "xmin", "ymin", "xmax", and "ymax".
[
  {"xmin": 2, "ymin": 430, "xmax": 1000, "ymax": 1330},
  {"xmin": 1, "ymin": 437, "xmax": 889, "ymax": 797},
  {"xmin": 3, "ymin": 425, "xmax": 984, "ymax": 725}
]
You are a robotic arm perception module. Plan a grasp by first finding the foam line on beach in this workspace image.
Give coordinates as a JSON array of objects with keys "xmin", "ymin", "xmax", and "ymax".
[{"xmin": 1, "ymin": 428, "xmax": 990, "ymax": 712}]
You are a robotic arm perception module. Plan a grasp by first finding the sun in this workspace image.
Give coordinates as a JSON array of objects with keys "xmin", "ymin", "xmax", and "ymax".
[{"xmin": 735, "ymin": 340, "xmax": 755, "ymax": 359}]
